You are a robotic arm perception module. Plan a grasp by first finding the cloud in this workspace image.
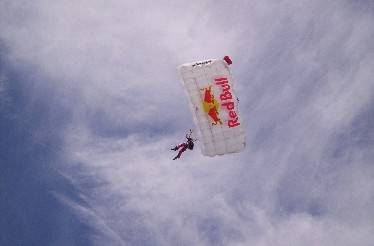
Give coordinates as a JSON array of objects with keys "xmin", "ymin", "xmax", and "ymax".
[
  {"xmin": 0, "ymin": 0, "xmax": 238, "ymax": 135},
  {"xmin": 0, "ymin": 72, "xmax": 10, "ymax": 112},
  {"xmin": 1, "ymin": 0, "xmax": 374, "ymax": 245}
]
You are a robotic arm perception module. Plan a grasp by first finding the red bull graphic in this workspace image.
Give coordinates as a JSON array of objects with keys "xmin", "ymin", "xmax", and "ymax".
[
  {"xmin": 215, "ymin": 77, "xmax": 240, "ymax": 128},
  {"xmin": 201, "ymin": 85, "xmax": 222, "ymax": 125}
]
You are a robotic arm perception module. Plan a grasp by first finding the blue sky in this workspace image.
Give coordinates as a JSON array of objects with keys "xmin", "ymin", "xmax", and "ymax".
[{"xmin": 1, "ymin": 1, "xmax": 374, "ymax": 245}]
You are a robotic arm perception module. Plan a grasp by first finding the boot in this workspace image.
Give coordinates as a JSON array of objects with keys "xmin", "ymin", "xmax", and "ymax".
[{"xmin": 171, "ymin": 146, "xmax": 178, "ymax": 151}]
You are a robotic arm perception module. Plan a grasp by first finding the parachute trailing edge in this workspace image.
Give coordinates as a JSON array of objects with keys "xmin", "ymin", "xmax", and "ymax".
[{"xmin": 178, "ymin": 56, "xmax": 246, "ymax": 157}]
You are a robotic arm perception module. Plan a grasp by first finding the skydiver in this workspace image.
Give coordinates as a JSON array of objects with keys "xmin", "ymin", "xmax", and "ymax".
[{"xmin": 171, "ymin": 130, "xmax": 196, "ymax": 160}]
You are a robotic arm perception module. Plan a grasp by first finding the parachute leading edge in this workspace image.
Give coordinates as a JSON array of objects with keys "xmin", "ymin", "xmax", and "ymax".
[{"xmin": 178, "ymin": 56, "xmax": 246, "ymax": 157}]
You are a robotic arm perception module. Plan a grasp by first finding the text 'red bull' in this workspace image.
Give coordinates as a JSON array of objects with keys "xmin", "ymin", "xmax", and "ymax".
[{"xmin": 215, "ymin": 77, "xmax": 240, "ymax": 128}]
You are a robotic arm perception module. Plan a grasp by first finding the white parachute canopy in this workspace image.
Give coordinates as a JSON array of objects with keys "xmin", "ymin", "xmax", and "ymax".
[{"xmin": 178, "ymin": 56, "xmax": 246, "ymax": 157}]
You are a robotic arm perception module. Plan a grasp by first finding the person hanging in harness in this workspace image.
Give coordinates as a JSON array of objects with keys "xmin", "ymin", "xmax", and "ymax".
[{"xmin": 171, "ymin": 129, "xmax": 196, "ymax": 160}]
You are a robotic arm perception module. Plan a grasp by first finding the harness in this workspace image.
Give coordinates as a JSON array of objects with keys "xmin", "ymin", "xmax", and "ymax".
[
  {"xmin": 187, "ymin": 138, "xmax": 194, "ymax": 150},
  {"xmin": 185, "ymin": 130, "xmax": 196, "ymax": 150}
]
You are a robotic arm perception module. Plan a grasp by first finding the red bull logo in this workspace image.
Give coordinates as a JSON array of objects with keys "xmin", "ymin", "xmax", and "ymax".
[
  {"xmin": 201, "ymin": 77, "xmax": 240, "ymax": 128},
  {"xmin": 201, "ymin": 85, "xmax": 222, "ymax": 125}
]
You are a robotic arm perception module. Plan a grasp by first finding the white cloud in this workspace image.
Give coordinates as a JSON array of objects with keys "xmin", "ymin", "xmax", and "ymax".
[{"xmin": 1, "ymin": 0, "xmax": 374, "ymax": 245}]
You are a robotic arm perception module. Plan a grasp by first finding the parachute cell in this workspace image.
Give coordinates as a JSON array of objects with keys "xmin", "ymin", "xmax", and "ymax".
[{"xmin": 178, "ymin": 57, "xmax": 246, "ymax": 157}]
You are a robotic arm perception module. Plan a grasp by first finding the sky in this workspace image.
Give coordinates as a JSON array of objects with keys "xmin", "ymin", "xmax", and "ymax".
[{"xmin": 1, "ymin": 0, "xmax": 374, "ymax": 245}]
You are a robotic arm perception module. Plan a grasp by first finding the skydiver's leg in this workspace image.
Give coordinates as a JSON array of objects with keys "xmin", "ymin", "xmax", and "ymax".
[
  {"xmin": 177, "ymin": 143, "xmax": 186, "ymax": 149},
  {"xmin": 171, "ymin": 143, "xmax": 186, "ymax": 151},
  {"xmin": 173, "ymin": 144, "xmax": 187, "ymax": 160},
  {"xmin": 173, "ymin": 149, "xmax": 184, "ymax": 160}
]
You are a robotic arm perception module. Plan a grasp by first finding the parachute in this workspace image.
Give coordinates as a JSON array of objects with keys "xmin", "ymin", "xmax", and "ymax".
[{"xmin": 178, "ymin": 56, "xmax": 246, "ymax": 157}]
